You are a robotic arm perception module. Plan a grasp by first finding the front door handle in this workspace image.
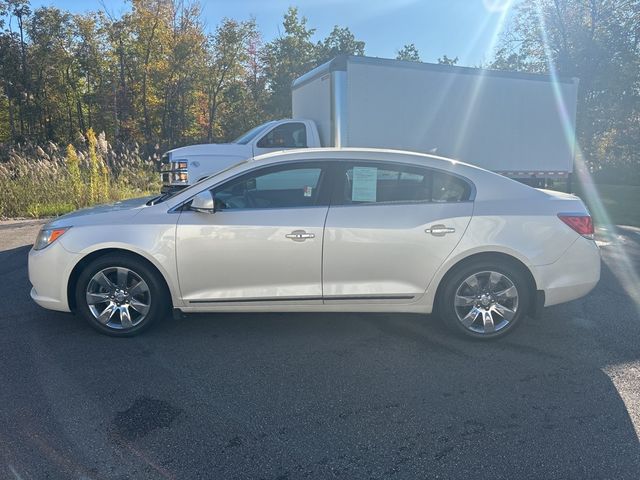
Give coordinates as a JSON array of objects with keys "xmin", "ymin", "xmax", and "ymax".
[
  {"xmin": 285, "ymin": 230, "xmax": 315, "ymax": 242},
  {"xmin": 425, "ymin": 224, "xmax": 456, "ymax": 236}
]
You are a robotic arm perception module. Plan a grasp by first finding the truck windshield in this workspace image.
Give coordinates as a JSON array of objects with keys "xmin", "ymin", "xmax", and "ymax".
[{"xmin": 233, "ymin": 121, "xmax": 276, "ymax": 145}]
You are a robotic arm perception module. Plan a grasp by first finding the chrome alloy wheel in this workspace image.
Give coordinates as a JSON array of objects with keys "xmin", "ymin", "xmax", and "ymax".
[
  {"xmin": 85, "ymin": 267, "xmax": 151, "ymax": 330},
  {"xmin": 453, "ymin": 270, "xmax": 519, "ymax": 335}
]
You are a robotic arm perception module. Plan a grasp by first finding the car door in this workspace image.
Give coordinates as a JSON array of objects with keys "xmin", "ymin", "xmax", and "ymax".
[
  {"xmin": 252, "ymin": 121, "xmax": 308, "ymax": 156},
  {"xmin": 176, "ymin": 161, "xmax": 332, "ymax": 304},
  {"xmin": 322, "ymin": 161, "xmax": 474, "ymax": 303}
]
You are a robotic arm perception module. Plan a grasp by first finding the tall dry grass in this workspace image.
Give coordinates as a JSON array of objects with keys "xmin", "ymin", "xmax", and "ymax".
[{"xmin": 0, "ymin": 131, "xmax": 161, "ymax": 218}]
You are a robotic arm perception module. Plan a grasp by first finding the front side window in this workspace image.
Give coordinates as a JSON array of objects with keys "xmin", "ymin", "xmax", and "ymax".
[
  {"xmin": 212, "ymin": 164, "xmax": 325, "ymax": 210},
  {"xmin": 257, "ymin": 123, "xmax": 307, "ymax": 149},
  {"xmin": 337, "ymin": 162, "xmax": 471, "ymax": 205}
]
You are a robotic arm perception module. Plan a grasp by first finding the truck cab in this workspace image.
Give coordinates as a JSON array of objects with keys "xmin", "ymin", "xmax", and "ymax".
[{"xmin": 161, "ymin": 119, "xmax": 321, "ymax": 191}]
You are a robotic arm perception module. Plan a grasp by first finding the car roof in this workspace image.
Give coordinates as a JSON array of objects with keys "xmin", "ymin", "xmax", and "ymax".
[
  {"xmin": 252, "ymin": 147, "xmax": 476, "ymax": 171},
  {"xmin": 248, "ymin": 148, "xmax": 538, "ymax": 201}
]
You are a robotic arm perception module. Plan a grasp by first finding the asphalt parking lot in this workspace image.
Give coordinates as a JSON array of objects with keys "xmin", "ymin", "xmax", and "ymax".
[{"xmin": 1, "ymin": 220, "xmax": 639, "ymax": 479}]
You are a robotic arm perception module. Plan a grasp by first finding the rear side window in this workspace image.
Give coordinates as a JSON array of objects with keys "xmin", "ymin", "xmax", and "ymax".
[{"xmin": 337, "ymin": 163, "xmax": 471, "ymax": 205}]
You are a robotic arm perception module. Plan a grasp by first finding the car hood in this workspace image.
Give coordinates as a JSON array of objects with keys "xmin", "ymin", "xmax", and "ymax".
[
  {"xmin": 167, "ymin": 143, "xmax": 251, "ymax": 158},
  {"xmin": 46, "ymin": 196, "xmax": 154, "ymax": 228}
]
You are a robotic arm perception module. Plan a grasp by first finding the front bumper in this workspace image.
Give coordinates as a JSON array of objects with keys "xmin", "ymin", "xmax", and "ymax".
[
  {"xmin": 28, "ymin": 242, "xmax": 81, "ymax": 313},
  {"xmin": 535, "ymin": 236, "xmax": 601, "ymax": 307}
]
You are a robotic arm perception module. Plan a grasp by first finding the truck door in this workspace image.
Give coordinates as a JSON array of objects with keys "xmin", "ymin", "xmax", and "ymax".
[{"xmin": 253, "ymin": 121, "xmax": 308, "ymax": 156}]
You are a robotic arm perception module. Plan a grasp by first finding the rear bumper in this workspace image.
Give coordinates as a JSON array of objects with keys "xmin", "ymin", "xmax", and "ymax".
[{"xmin": 535, "ymin": 236, "xmax": 601, "ymax": 307}]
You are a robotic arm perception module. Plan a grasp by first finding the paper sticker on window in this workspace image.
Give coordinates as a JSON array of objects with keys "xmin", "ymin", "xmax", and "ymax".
[
  {"xmin": 303, "ymin": 185, "xmax": 313, "ymax": 197},
  {"xmin": 351, "ymin": 167, "xmax": 377, "ymax": 202}
]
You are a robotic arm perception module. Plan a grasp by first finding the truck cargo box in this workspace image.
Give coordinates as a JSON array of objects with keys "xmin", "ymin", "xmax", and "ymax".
[{"xmin": 292, "ymin": 56, "xmax": 579, "ymax": 178}]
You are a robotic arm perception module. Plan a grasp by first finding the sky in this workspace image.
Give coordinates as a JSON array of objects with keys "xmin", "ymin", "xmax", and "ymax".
[{"xmin": 28, "ymin": 0, "xmax": 517, "ymax": 66}]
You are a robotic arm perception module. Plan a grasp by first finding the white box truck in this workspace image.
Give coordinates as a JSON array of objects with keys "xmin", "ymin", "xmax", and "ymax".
[{"xmin": 161, "ymin": 55, "xmax": 579, "ymax": 191}]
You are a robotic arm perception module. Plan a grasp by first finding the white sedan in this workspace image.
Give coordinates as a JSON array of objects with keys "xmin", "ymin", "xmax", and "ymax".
[{"xmin": 28, "ymin": 148, "xmax": 600, "ymax": 339}]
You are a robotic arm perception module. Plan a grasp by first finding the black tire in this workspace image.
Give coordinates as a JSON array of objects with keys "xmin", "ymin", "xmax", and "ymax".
[
  {"xmin": 75, "ymin": 254, "xmax": 169, "ymax": 337},
  {"xmin": 437, "ymin": 259, "xmax": 531, "ymax": 340}
]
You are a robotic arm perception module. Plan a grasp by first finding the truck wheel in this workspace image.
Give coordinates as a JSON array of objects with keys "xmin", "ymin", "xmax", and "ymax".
[
  {"xmin": 75, "ymin": 255, "xmax": 168, "ymax": 337},
  {"xmin": 437, "ymin": 260, "xmax": 530, "ymax": 339}
]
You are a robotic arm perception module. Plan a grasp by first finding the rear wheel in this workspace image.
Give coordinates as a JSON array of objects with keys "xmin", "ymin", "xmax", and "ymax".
[
  {"xmin": 75, "ymin": 255, "xmax": 168, "ymax": 336},
  {"xmin": 438, "ymin": 260, "xmax": 531, "ymax": 339}
]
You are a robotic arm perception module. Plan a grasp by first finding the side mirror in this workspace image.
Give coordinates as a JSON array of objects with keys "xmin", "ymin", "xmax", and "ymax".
[{"xmin": 190, "ymin": 191, "xmax": 214, "ymax": 213}]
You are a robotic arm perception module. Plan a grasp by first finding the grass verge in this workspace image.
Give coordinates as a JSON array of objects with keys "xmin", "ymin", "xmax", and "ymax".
[{"xmin": 575, "ymin": 183, "xmax": 640, "ymax": 228}]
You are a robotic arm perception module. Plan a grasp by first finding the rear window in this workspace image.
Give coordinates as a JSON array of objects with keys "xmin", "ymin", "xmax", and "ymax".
[{"xmin": 431, "ymin": 171, "xmax": 471, "ymax": 202}]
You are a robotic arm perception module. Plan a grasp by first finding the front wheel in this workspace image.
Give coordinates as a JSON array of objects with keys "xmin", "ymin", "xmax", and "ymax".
[
  {"xmin": 75, "ymin": 255, "xmax": 168, "ymax": 337},
  {"xmin": 438, "ymin": 260, "xmax": 531, "ymax": 339}
]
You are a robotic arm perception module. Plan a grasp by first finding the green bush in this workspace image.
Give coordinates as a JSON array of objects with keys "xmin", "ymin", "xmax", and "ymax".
[{"xmin": 591, "ymin": 164, "xmax": 640, "ymax": 186}]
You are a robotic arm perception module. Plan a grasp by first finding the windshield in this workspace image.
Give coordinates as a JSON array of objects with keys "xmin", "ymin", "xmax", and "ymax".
[
  {"xmin": 149, "ymin": 160, "xmax": 248, "ymax": 205},
  {"xmin": 233, "ymin": 121, "xmax": 276, "ymax": 145}
]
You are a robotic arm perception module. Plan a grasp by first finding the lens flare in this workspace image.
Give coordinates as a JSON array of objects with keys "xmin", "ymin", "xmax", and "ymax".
[
  {"xmin": 483, "ymin": 0, "xmax": 512, "ymax": 12},
  {"xmin": 419, "ymin": 13, "xmax": 495, "ymax": 151},
  {"xmin": 451, "ymin": 1, "xmax": 512, "ymax": 158},
  {"xmin": 534, "ymin": 1, "xmax": 640, "ymax": 316}
]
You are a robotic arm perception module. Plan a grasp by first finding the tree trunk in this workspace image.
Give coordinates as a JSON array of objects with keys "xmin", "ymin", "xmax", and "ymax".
[
  {"xmin": 142, "ymin": 9, "xmax": 161, "ymax": 147},
  {"xmin": 17, "ymin": 11, "xmax": 29, "ymax": 137},
  {"xmin": 7, "ymin": 95, "xmax": 16, "ymax": 141},
  {"xmin": 113, "ymin": 79, "xmax": 119, "ymax": 139}
]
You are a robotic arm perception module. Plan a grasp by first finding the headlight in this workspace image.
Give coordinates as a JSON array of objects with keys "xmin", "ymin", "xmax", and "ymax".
[
  {"xmin": 176, "ymin": 160, "xmax": 188, "ymax": 169},
  {"xmin": 34, "ymin": 227, "xmax": 70, "ymax": 250},
  {"xmin": 172, "ymin": 171, "xmax": 189, "ymax": 183}
]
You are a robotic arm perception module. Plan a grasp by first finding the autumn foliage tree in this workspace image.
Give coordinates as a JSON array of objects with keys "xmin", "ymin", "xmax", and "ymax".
[
  {"xmin": 492, "ymin": 0, "xmax": 640, "ymax": 172},
  {"xmin": 0, "ymin": 0, "xmax": 637, "ymax": 174},
  {"xmin": 0, "ymin": 1, "xmax": 367, "ymax": 151}
]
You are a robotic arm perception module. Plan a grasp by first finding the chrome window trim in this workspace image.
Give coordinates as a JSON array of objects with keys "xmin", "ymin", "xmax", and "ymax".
[
  {"xmin": 168, "ymin": 157, "xmax": 476, "ymax": 213},
  {"xmin": 178, "ymin": 205, "xmax": 330, "ymax": 214},
  {"xmin": 328, "ymin": 199, "xmax": 475, "ymax": 208},
  {"xmin": 188, "ymin": 293, "xmax": 415, "ymax": 304}
]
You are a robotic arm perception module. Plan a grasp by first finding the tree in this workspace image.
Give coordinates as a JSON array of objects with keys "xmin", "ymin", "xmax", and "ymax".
[
  {"xmin": 0, "ymin": 15, "xmax": 21, "ymax": 141},
  {"xmin": 3, "ymin": 0, "xmax": 31, "ymax": 139},
  {"xmin": 262, "ymin": 7, "xmax": 319, "ymax": 118},
  {"xmin": 491, "ymin": 0, "xmax": 640, "ymax": 171},
  {"xmin": 396, "ymin": 43, "xmax": 420, "ymax": 62},
  {"xmin": 203, "ymin": 18, "xmax": 257, "ymax": 142},
  {"xmin": 130, "ymin": 0, "xmax": 166, "ymax": 146},
  {"xmin": 73, "ymin": 12, "xmax": 112, "ymax": 136},
  {"xmin": 243, "ymin": 29, "xmax": 268, "ymax": 128},
  {"xmin": 27, "ymin": 6, "xmax": 77, "ymax": 141},
  {"xmin": 316, "ymin": 25, "xmax": 365, "ymax": 63},
  {"xmin": 157, "ymin": 0, "xmax": 206, "ymax": 147},
  {"xmin": 437, "ymin": 54, "xmax": 458, "ymax": 66}
]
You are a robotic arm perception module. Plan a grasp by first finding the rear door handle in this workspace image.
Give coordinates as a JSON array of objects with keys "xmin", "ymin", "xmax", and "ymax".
[
  {"xmin": 425, "ymin": 224, "xmax": 456, "ymax": 236},
  {"xmin": 285, "ymin": 230, "xmax": 315, "ymax": 242}
]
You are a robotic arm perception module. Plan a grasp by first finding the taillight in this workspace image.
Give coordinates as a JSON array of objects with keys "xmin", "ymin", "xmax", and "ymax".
[{"xmin": 558, "ymin": 214, "xmax": 594, "ymax": 239}]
